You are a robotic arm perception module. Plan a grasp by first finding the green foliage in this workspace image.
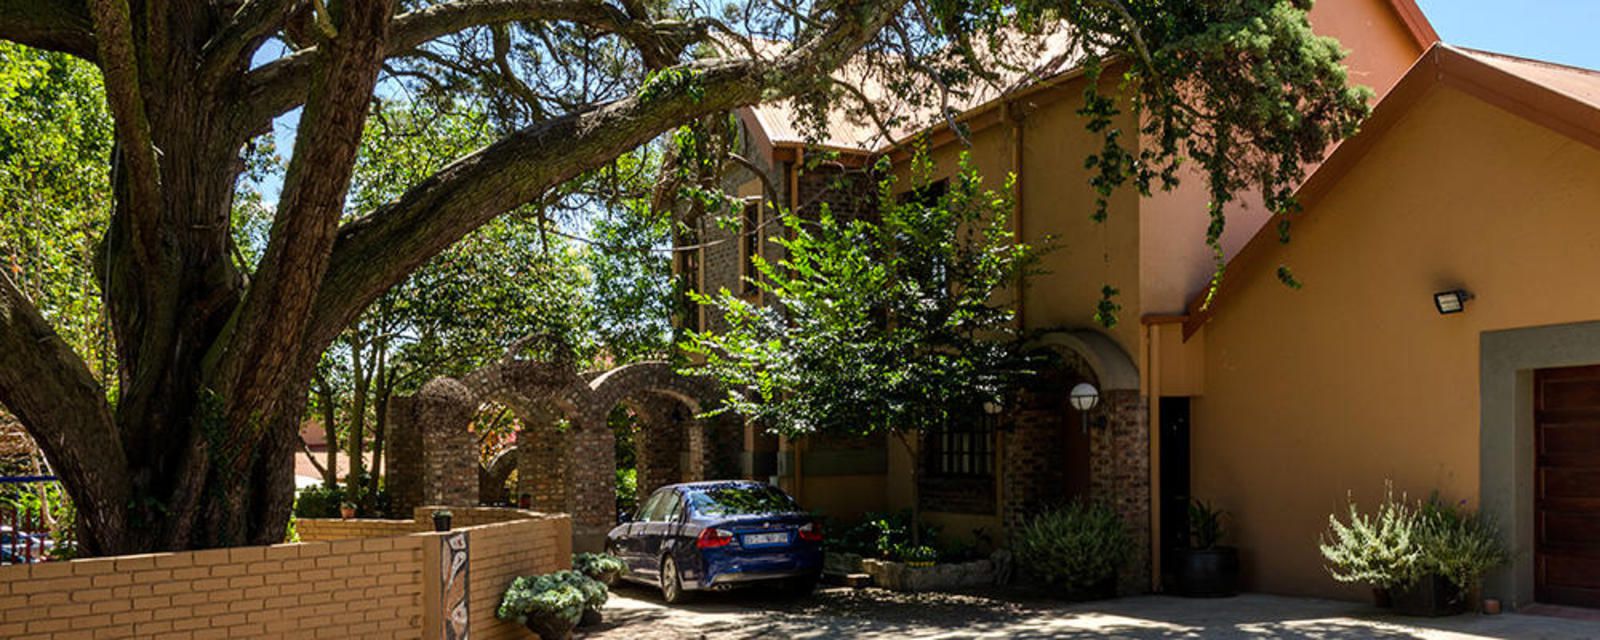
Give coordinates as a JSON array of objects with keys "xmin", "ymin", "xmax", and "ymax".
[
  {"xmin": 614, "ymin": 467, "xmax": 637, "ymax": 517},
  {"xmin": 497, "ymin": 570, "xmax": 608, "ymax": 626},
  {"xmin": 1058, "ymin": 0, "xmax": 1373, "ymax": 322},
  {"xmin": 684, "ymin": 150, "xmax": 1040, "ymax": 440},
  {"xmin": 0, "ymin": 42, "xmax": 112, "ymax": 379},
  {"xmin": 1416, "ymin": 497, "xmax": 1505, "ymax": 591},
  {"xmin": 1188, "ymin": 499, "xmax": 1227, "ymax": 550},
  {"xmin": 292, "ymin": 485, "xmax": 348, "ymax": 519},
  {"xmin": 826, "ymin": 510, "xmax": 940, "ymax": 560},
  {"xmin": 899, "ymin": 544, "xmax": 939, "ymax": 565},
  {"xmin": 1321, "ymin": 487, "xmax": 1420, "ymax": 588},
  {"xmin": 572, "ymin": 552, "xmax": 627, "ymax": 579},
  {"xmin": 1320, "ymin": 485, "xmax": 1504, "ymax": 590},
  {"xmin": 1013, "ymin": 501, "xmax": 1132, "ymax": 590}
]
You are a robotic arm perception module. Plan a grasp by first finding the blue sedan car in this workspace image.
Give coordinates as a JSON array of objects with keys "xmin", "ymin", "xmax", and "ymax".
[{"xmin": 606, "ymin": 481, "xmax": 823, "ymax": 603}]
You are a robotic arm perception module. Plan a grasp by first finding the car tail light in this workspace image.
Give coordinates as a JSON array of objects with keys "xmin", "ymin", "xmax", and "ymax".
[
  {"xmin": 797, "ymin": 522, "xmax": 823, "ymax": 543},
  {"xmin": 696, "ymin": 528, "xmax": 734, "ymax": 549}
]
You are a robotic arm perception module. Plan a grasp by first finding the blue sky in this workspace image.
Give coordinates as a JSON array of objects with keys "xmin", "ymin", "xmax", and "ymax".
[{"xmin": 1417, "ymin": 0, "xmax": 1600, "ymax": 69}]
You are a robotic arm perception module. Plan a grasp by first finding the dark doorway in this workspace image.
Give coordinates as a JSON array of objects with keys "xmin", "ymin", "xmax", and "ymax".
[
  {"xmin": 1158, "ymin": 396, "xmax": 1191, "ymax": 588},
  {"xmin": 1534, "ymin": 365, "xmax": 1600, "ymax": 608}
]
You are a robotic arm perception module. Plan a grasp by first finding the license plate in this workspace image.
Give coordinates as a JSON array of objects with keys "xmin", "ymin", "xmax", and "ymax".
[{"xmin": 742, "ymin": 532, "xmax": 788, "ymax": 546}]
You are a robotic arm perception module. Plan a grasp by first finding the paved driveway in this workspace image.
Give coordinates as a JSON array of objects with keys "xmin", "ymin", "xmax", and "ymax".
[{"xmin": 586, "ymin": 585, "xmax": 1600, "ymax": 639}]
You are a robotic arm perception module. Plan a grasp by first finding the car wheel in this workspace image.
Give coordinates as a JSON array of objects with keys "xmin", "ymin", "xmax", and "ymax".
[{"xmin": 660, "ymin": 555, "xmax": 693, "ymax": 604}]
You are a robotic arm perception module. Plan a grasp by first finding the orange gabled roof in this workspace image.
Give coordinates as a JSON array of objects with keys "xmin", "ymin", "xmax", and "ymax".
[
  {"xmin": 739, "ymin": 0, "xmax": 1437, "ymax": 156},
  {"xmin": 1181, "ymin": 44, "xmax": 1600, "ymax": 338},
  {"xmin": 1386, "ymin": 0, "xmax": 1440, "ymax": 49}
]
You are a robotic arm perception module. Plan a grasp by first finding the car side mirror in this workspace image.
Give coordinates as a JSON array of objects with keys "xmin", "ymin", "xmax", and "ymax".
[{"xmin": 617, "ymin": 511, "xmax": 633, "ymax": 523}]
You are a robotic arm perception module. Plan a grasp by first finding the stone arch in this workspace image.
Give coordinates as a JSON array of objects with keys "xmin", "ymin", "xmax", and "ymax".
[
  {"xmin": 1023, "ymin": 329, "xmax": 1139, "ymax": 391},
  {"xmin": 479, "ymin": 445, "xmax": 519, "ymax": 505},
  {"xmin": 385, "ymin": 355, "xmax": 729, "ymax": 551},
  {"xmin": 1011, "ymin": 328, "xmax": 1148, "ymax": 593}
]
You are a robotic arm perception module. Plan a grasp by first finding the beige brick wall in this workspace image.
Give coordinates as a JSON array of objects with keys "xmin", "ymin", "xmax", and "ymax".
[
  {"xmin": 0, "ymin": 537, "xmax": 424, "ymax": 639},
  {"xmin": 297, "ymin": 518, "xmax": 421, "ymax": 541},
  {"xmin": 0, "ymin": 508, "xmax": 571, "ymax": 640}
]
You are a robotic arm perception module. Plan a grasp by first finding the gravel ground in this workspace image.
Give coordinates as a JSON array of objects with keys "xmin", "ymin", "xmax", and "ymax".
[{"xmin": 581, "ymin": 584, "xmax": 1600, "ymax": 639}]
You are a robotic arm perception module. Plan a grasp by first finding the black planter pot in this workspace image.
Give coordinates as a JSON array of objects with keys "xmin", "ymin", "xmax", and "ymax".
[
  {"xmin": 1172, "ymin": 547, "xmax": 1239, "ymax": 597},
  {"xmin": 432, "ymin": 514, "xmax": 452, "ymax": 532},
  {"xmin": 1390, "ymin": 574, "xmax": 1469, "ymax": 617},
  {"xmin": 579, "ymin": 607, "xmax": 604, "ymax": 627}
]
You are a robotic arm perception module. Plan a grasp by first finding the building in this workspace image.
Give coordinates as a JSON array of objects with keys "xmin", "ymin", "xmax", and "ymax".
[{"xmin": 677, "ymin": 0, "xmax": 1600, "ymax": 608}]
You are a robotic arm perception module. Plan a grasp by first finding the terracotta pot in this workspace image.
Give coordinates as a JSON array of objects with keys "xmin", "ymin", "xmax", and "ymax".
[
  {"xmin": 339, "ymin": 507, "xmax": 356, "ymax": 520},
  {"xmin": 1482, "ymin": 598, "xmax": 1502, "ymax": 615}
]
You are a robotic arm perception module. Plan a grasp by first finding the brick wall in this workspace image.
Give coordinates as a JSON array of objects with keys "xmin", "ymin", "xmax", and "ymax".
[
  {"xmin": 0, "ymin": 537, "xmax": 425, "ymax": 639},
  {"xmin": 0, "ymin": 508, "xmax": 570, "ymax": 639},
  {"xmin": 297, "ymin": 518, "xmax": 420, "ymax": 541},
  {"xmin": 463, "ymin": 518, "xmax": 572, "ymax": 640}
]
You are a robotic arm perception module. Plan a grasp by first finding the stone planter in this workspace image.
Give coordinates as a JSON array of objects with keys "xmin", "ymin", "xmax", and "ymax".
[
  {"xmin": 524, "ymin": 613, "xmax": 576, "ymax": 640},
  {"xmin": 579, "ymin": 607, "xmax": 604, "ymax": 627},
  {"xmin": 861, "ymin": 558, "xmax": 996, "ymax": 592},
  {"xmin": 824, "ymin": 552, "xmax": 865, "ymax": 576}
]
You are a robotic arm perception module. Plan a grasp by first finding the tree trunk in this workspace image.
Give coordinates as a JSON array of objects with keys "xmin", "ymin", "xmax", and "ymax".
[
  {"xmin": 365, "ymin": 344, "xmax": 388, "ymax": 511},
  {"xmin": 894, "ymin": 430, "xmax": 923, "ymax": 547},
  {"xmin": 316, "ymin": 373, "xmax": 340, "ymax": 489},
  {"xmin": 346, "ymin": 333, "xmax": 370, "ymax": 503}
]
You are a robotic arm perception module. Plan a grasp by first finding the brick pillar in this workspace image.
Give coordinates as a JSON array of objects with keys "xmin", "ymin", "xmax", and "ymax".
[
  {"xmin": 1090, "ymin": 389, "xmax": 1150, "ymax": 594},
  {"xmin": 634, "ymin": 398, "xmax": 684, "ymax": 503},
  {"xmin": 567, "ymin": 416, "xmax": 615, "ymax": 552},
  {"xmin": 1001, "ymin": 405, "xmax": 1070, "ymax": 532},
  {"xmin": 516, "ymin": 417, "xmax": 569, "ymax": 513},
  {"xmin": 386, "ymin": 394, "xmax": 423, "ymax": 516},
  {"xmin": 415, "ymin": 378, "xmax": 478, "ymax": 507}
]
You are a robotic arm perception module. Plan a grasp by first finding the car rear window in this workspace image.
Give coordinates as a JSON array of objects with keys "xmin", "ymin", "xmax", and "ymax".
[{"xmin": 686, "ymin": 485, "xmax": 799, "ymax": 516}]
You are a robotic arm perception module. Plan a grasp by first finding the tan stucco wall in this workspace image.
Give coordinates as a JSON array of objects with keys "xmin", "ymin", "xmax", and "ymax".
[
  {"xmin": 1191, "ymin": 85, "xmax": 1600, "ymax": 599},
  {"xmin": 1137, "ymin": 0, "xmax": 1426, "ymax": 315}
]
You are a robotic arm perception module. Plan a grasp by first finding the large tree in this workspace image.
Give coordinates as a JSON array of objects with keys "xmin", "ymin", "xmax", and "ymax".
[{"xmin": 0, "ymin": 0, "xmax": 1369, "ymax": 555}]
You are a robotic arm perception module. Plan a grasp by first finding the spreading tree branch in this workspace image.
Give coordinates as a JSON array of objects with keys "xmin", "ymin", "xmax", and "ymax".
[
  {"xmin": 0, "ymin": 271, "xmax": 128, "ymax": 553},
  {"xmin": 0, "ymin": 0, "xmax": 97, "ymax": 60},
  {"xmin": 233, "ymin": 0, "xmax": 710, "ymax": 134},
  {"xmin": 300, "ymin": 0, "xmax": 906, "ymax": 359}
]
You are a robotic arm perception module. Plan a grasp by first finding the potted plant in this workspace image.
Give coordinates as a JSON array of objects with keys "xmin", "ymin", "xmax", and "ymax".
[
  {"xmin": 1172, "ymin": 499, "xmax": 1239, "ymax": 597},
  {"xmin": 339, "ymin": 501, "xmax": 356, "ymax": 520},
  {"xmin": 497, "ymin": 570, "xmax": 608, "ymax": 639},
  {"xmin": 573, "ymin": 552, "xmax": 627, "ymax": 586},
  {"xmin": 900, "ymin": 545, "xmax": 938, "ymax": 568},
  {"xmin": 1322, "ymin": 487, "xmax": 1504, "ymax": 616},
  {"xmin": 1390, "ymin": 498, "xmax": 1504, "ymax": 616},
  {"xmin": 1013, "ymin": 500, "xmax": 1131, "ymax": 600},
  {"xmin": 431, "ymin": 509, "xmax": 453, "ymax": 532}
]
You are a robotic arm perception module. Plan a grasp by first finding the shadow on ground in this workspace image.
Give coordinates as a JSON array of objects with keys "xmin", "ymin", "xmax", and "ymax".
[{"xmin": 587, "ymin": 584, "xmax": 1595, "ymax": 639}]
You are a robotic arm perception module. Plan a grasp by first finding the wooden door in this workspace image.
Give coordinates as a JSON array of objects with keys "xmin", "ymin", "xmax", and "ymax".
[{"xmin": 1535, "ymin": 365, "xmax": 1600, "ymax": 608}]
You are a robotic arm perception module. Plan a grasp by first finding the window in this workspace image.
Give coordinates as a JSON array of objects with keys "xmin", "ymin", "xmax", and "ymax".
[
  {"xmin": 685, "ymin": 484, "xmax": 799, "ymax": 517},
  {"xmin": 676, "ymin": 245, "xmax": 701, "ymax": 332},
  {"xmin": 923, "ymin": 415, "xmax": 995, "ymax": 478},
  {"xmin": 639, "ymin": 489, "xmax": 681, "ymax": 522},
  {"xmin": 741, "ymin": 201, "xmax": 760, "ymax": 293}
]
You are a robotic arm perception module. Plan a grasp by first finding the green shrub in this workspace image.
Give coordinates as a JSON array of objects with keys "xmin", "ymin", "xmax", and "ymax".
[
  {"xmin": 573, "ymin": 552, "xmax": 626, "ymax": 579},
  {"xmin": 1188, "ymin": 499, "xmax": 1227, "ymax": 549},
  {"xmin": 826, "ymin": 510, "xmax": 939, "ymax": 559},
  {"xmin": 615, "ymin": 467, "xmax": 637, "ymax": 518},
  {"xmin": 1013, "ymin": 501, "xmax": 1131, "ymax": 590},
  {"xmin": 1321, "ymin": 487, "xmax": 1504, "ymax": 591},
  {"xmin": 1320, "ymin": 485, "xmax": 1422, "ymax": 588},
  {"xmin": 1416, "ymin": 497, "xmax": 1505, "ymax": 590},
  {"xmin": 497, "ymin": 570, "xmax": 608, "ymax": 626},
  {"xmin": 292, "ymin": 485, "xmax": 345, "ymax": 518}
]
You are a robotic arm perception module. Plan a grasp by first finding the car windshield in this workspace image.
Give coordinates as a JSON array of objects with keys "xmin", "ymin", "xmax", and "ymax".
[{"xmin": 686, "ymin": 485, "xmax": 798, "ymax": 517}]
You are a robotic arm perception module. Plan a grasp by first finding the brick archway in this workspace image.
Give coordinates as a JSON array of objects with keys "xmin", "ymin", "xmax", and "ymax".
[{"xmin": 386, "ymin": 357, "xmax": 728, "ymax": 550}]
